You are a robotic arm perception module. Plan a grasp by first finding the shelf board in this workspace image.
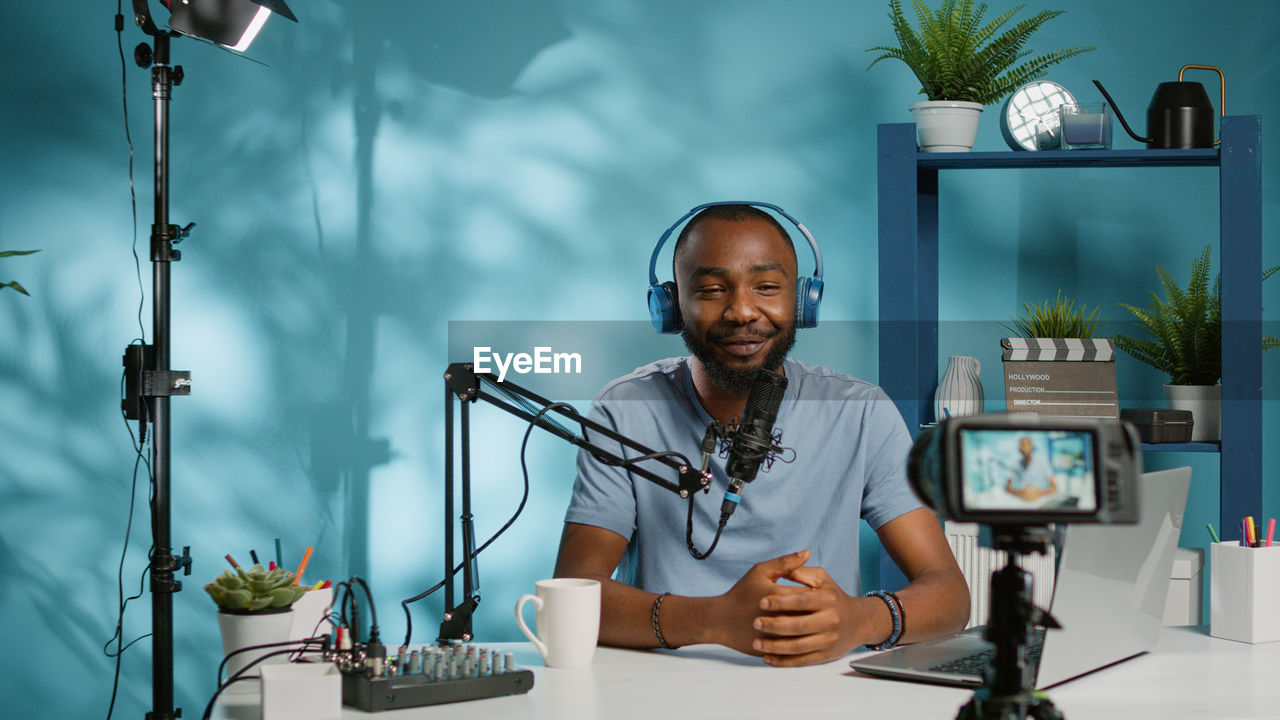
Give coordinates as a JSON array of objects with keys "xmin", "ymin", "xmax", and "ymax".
[
  {"xmin": 1140, "ymin": 441, "xmax": 1221, "ymax": 453},
  {"xmin": 917, "ymin": 147, "xmax": 1220, "ymax": 170}
]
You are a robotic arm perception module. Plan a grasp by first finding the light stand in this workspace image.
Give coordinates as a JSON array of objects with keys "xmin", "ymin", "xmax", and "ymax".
[
  {"xmin": 121, "ymin": 3, "xmax": 294, "ymax": 717},
  {"xmin": 956, "ymin": 526, "xmax": 1064, "ymax": 720},
  {"xmin": 435, "ymin": 362, "xmax": 713, "ymax": 643}
]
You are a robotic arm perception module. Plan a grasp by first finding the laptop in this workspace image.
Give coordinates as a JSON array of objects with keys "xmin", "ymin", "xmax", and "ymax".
[{"xmin": 849, "ymin": 466, "xmax": 1191, "ymax": 689}]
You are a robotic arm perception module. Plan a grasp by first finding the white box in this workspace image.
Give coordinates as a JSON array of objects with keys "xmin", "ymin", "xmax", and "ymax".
[
  {"xmin": 260, "ymin": 663, "xmax": 341, "ymax": 720},
  {"xmin": 1163, "ymin": 547, "xmax": 1204, "ymax": 626},
  {"xmin": 1209, "ymin": 542, "xmax": 1280, "ymax": 644}
]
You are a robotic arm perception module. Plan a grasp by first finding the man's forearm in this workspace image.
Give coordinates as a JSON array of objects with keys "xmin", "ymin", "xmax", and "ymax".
[
  {"xmin": 893, "ymin": 566, "xmax": 971, "ymax": 644},
  {"xmin": 595, "ymin": 578, "xmax": 720, "ymax": 649}
]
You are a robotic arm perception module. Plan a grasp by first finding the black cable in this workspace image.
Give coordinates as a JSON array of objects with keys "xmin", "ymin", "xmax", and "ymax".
[
  {"xmin": 105, "ymin": 1, "xmax": 151, "ymax": 713},
  {"xmin": 105, "ymin": 361, "xmax": 154, "ymax": 720},
  {"xmin": 216, "ymin": 637, "xmax": 323, "ymax": 686},
  {"xmin": 348, "ymin": 576, "xmax": 378, "ymax": 630},
  {"xmin": 400, "ymin": 401, "xmax": 572, "ymax": 645},
  {"xmin": 686, "ymin": 495, "xmax": 728, "ymax": 560},
  {"xmin": 204, "ymin": 644, "xmax": 320, "ymax": 720}
]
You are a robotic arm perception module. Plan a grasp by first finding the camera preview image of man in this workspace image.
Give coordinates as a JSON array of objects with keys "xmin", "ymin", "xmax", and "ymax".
[
  {"xmin": 1005, "ymin": 436, "xmax": 1058, "ymax": 502},
  {"xmin": 552, "ymin": 204, "xmax": 970, "ymax": 667}
]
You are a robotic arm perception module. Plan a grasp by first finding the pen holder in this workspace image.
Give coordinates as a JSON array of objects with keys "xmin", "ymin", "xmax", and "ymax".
[{"xmin": 1209, "ymin": 542, "xmax": 1280, "ymax": 644}]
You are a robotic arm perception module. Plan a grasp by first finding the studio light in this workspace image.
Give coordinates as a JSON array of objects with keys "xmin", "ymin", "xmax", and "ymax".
[
  {"xmin": 122, "ymin": 2, "xmax": 297, "ymax": 719},
  {"xmin": 168, "ymin": 0, "xmax": 297, "ymax": 52}
]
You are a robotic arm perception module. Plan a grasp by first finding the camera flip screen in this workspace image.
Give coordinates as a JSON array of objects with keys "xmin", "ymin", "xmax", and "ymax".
[{"xmin": 957, "ymin": 428, "xmax": 1098, "ymax": 514}]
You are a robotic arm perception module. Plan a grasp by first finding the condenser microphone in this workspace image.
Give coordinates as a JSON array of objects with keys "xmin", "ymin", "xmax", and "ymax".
[{"xmin": 720, "ymin": 368, "xmax": 788, "ymax": 518}]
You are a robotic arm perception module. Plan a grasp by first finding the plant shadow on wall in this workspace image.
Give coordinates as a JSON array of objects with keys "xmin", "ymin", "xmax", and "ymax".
[
  {"xmin": 164, "ymin": 0, "xmax": 576, "ymax": 650},
  {"xmin": 0, "ymin": 273, "xmax": 232, "ymax": 715}
]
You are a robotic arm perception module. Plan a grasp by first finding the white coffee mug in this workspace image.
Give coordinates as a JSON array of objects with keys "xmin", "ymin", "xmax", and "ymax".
[{"xmin": 514, "ymin": 578, "xmax": 601, "ymax": 668}]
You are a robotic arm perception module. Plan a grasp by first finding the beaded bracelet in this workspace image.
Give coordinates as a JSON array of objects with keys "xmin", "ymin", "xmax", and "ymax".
[
  {"xmin": 864, "ymin": 590, "xmax": 904, "ymax": 651},
  {"xmin": 651, "ymin": 592, "xmax": 676, "ymax": 650}
]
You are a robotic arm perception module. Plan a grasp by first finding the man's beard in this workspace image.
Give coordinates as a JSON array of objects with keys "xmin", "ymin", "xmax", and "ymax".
[{"xmin": 681, "ymin": 322, "xmax": 797, "ymax": 395}]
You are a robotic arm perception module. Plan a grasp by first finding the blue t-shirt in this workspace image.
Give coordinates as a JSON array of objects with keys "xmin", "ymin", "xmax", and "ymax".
[
  {"xmin": 1008, "ymin": 454, "xmax": 1054, "ymax": 491},
  {"xmin": 564, "ymin": 356, "xmax": 920, "ymax": 598}
]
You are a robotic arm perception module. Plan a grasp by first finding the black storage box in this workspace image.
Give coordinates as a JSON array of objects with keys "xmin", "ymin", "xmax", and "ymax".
[{"xmin": 1120, "ymin": 408, "xmax": 1194, "ymax": 443}]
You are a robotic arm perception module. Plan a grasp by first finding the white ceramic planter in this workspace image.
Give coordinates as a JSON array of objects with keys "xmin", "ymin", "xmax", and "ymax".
[
  {"xmin": 218, "ymin": 608, "xmax": 294, "ymax": 692},
  {"xmin": 1165, "ymin": 383, "xmax": 1221, "ymax": 442},
  {"xmin": 910, "ymin": 100, "xmax": 983, "ymax": 152}
]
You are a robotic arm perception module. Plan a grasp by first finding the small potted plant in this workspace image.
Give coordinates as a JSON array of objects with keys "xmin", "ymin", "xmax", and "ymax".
[
  {"xmin": 1114, "ymin": 244, "xmax": 1279, "ymax": 441},
  {"xmin": 866, "ymin": 0, "xmax": 1093, "ymax": 151},
  {"xmin": 206, "ymin": 563, "xmax": 308, "ymax": 684},
  {"xmin": 998, "ymin": 291, "xmax": 1117, "ymax": 418}
]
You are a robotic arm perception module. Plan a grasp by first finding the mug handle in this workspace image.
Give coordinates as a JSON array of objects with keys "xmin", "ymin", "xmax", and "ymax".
[{"xmin": 514, "ymin": 594, "xmax": 547, "ymax": 659}]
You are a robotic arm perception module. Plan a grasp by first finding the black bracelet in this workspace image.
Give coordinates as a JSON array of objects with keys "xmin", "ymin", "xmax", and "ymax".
[
  {"xmin": 864, "ymin": 590, "xmax": 903, "ymax": 651},
  {"xmin": 651, "ymin": 592, "xmax": 676, "ymax": 650}
]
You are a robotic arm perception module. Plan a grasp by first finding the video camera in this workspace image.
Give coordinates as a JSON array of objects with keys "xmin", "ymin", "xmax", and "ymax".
[{"xmin": 908, "ymin": 414, "xmax": 1141, "ymax": 526}]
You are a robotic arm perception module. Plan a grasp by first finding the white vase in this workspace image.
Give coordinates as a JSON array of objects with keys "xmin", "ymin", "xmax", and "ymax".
[
  {"xmin": 910, "ymin": 100, "xmax": 983, "ymax": 152},
  {"xmin": 1165, "ymin": 384, "xmax": 1221, "ymax": 442},
  {"xmin": 935, "ymin": 355, "xmax": 984, "ymax": 421},
  {"xmin": 218, "ymin": 608, "xmax": 295, "ymax": 692}
]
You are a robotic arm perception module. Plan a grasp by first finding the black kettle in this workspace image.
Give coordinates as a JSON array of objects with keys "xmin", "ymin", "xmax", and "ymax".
[{"xmin": 1093, "ymin": 65, "xmax": 1225, "ymax": 149}]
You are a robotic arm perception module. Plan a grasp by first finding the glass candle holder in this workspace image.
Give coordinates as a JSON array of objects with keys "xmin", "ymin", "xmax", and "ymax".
[{"xmin": 1056, "ymin": 102, "xmax": 1112, "ymax": 150}]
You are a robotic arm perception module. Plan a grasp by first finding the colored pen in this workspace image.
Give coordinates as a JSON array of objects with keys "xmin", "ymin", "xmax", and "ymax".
[
  {"xmin": 1206, "ymin": 523, "xmax": 1221, "ymax": 544},
  {"xmin": 1267, "ymin": 518, "xmax": 1275, "ymax": 548},
  {"xmin": 225, "ymin": 554, "xmax": 240, "ymax": 570},
  {"xmin": 311, "ymin": 580, "xmax": 325, "ymax": 590},
  {"xmin": 1245, "ymin": 516, "xmax": 1258, "ymax": 548},
  {"xmin": 292, "ymin": 545, "xmax": 314, "ymax": 585},
  {"xmin": 275, "ymin": 538, "xmax": 283, "ymax": 568},
  {"xmin": 250, "ymin": 549, "xmax": 260, "ymax": 565}
]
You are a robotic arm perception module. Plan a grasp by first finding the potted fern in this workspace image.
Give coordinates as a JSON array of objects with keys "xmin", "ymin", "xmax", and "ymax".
[
  {"xmin": 866, "ymin": 0, "xmax": 1094, "ymax": 151},
  {"xmin": 1114, "ymin": 244, "xmax": 1279, "ymax": 441},
  {"xmin": 998, "ymin": 291, "xmax": 1117, "ymax": 418}
]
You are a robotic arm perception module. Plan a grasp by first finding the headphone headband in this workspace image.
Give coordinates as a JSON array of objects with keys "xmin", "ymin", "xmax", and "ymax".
[
  {"xmin": 647, "ymin": 201, "xmax": 824, "ymax": 287},
  {"xmin": 645, "ymin": 201, "xmax": 825, "ymax": 334}
]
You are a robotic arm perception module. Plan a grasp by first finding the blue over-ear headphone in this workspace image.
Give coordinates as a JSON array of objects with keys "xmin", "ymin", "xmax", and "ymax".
[{"xmin": 646, "ymin": 201, "xmax": 824, "ymax": 334}]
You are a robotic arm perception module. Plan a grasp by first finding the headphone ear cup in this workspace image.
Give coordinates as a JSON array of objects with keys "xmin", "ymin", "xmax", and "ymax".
[
  {"xmin": 647, "ymin": 281, "xmax": 682, "ymax": 334},
  {"xmin": 795, "ymin": 276, "xmax": 823, "ymax": 329}
]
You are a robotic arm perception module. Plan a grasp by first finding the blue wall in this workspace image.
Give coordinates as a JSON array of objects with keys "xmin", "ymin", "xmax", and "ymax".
[{"xmin": 1, "ymin": 1, "xmax": 1276, "ymax": 716}]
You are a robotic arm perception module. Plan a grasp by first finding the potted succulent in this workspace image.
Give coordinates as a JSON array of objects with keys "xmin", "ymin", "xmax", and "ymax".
[
  {"xmin": 866, "ymin": 0, "xmax": 1094, "ymax": 151},
  {"xmin": 1114, "ymin": 244, "xmax": 1279, "ymax": 441},
  {"xmin": 206, "ymin": 563, "xmax": 309, "ymax": 684},
  {"xmin": 2, "ymin": 249, "xmax": 39, "ymax": 295},
  {"xmin": 998, "ymin": 291, "xmax": 1117, "ymax": 418}
]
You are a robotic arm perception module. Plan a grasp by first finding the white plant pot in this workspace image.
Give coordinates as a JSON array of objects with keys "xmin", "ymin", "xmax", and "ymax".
[
  {"xmin": 910, "ymin": 100, "xmax": 983, "ymax": 152},
  {"xmin": 218, "ymin": 608, "xmax": 294, "ymax": 693},
  {"xmin": 1165, "ymin": 383, "xmax": 1221, "ymax": 442}
]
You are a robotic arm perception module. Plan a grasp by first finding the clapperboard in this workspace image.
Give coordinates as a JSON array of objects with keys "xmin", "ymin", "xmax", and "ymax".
[{"xmin": 1001, "ymin": 338, "xmax": 1118, "ymax": 419}]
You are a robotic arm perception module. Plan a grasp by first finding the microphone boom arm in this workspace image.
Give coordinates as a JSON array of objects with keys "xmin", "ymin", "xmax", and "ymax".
[{"xmin": 437, "ymin": 362, "xmax": 712, "ymax": 643}]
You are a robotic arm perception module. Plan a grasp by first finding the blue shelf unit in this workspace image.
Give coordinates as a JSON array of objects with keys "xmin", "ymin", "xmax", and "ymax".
[{"xmin": 875, "ymin": 117, "xmax": 1263, "ymax": 580}]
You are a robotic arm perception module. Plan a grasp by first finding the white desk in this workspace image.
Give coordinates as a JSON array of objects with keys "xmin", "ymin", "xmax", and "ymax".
[{"xmin": 219, "ymin": 627, "xmax": 1278, "ymax": 719}]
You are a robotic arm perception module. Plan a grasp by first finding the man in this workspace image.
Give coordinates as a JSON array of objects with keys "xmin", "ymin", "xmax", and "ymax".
[
  {"xmin": 554, "ymin": 204, "xmax": 969, "ymax": 667},
  {"xmin": 1005, "ymin": 435, "xmax": 1057, "ymax": 502}
]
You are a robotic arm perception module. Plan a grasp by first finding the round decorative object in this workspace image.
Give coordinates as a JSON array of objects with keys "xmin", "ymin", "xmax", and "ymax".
[{"xmin": 1000, "ymin": 81, "xmax": 1076, "ymax": 151}]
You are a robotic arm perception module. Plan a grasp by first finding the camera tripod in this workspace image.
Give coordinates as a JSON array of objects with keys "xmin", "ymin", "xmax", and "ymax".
[{"xmin": 956, "ymin": 526, "xmax": 1064, "ymax": 720}]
